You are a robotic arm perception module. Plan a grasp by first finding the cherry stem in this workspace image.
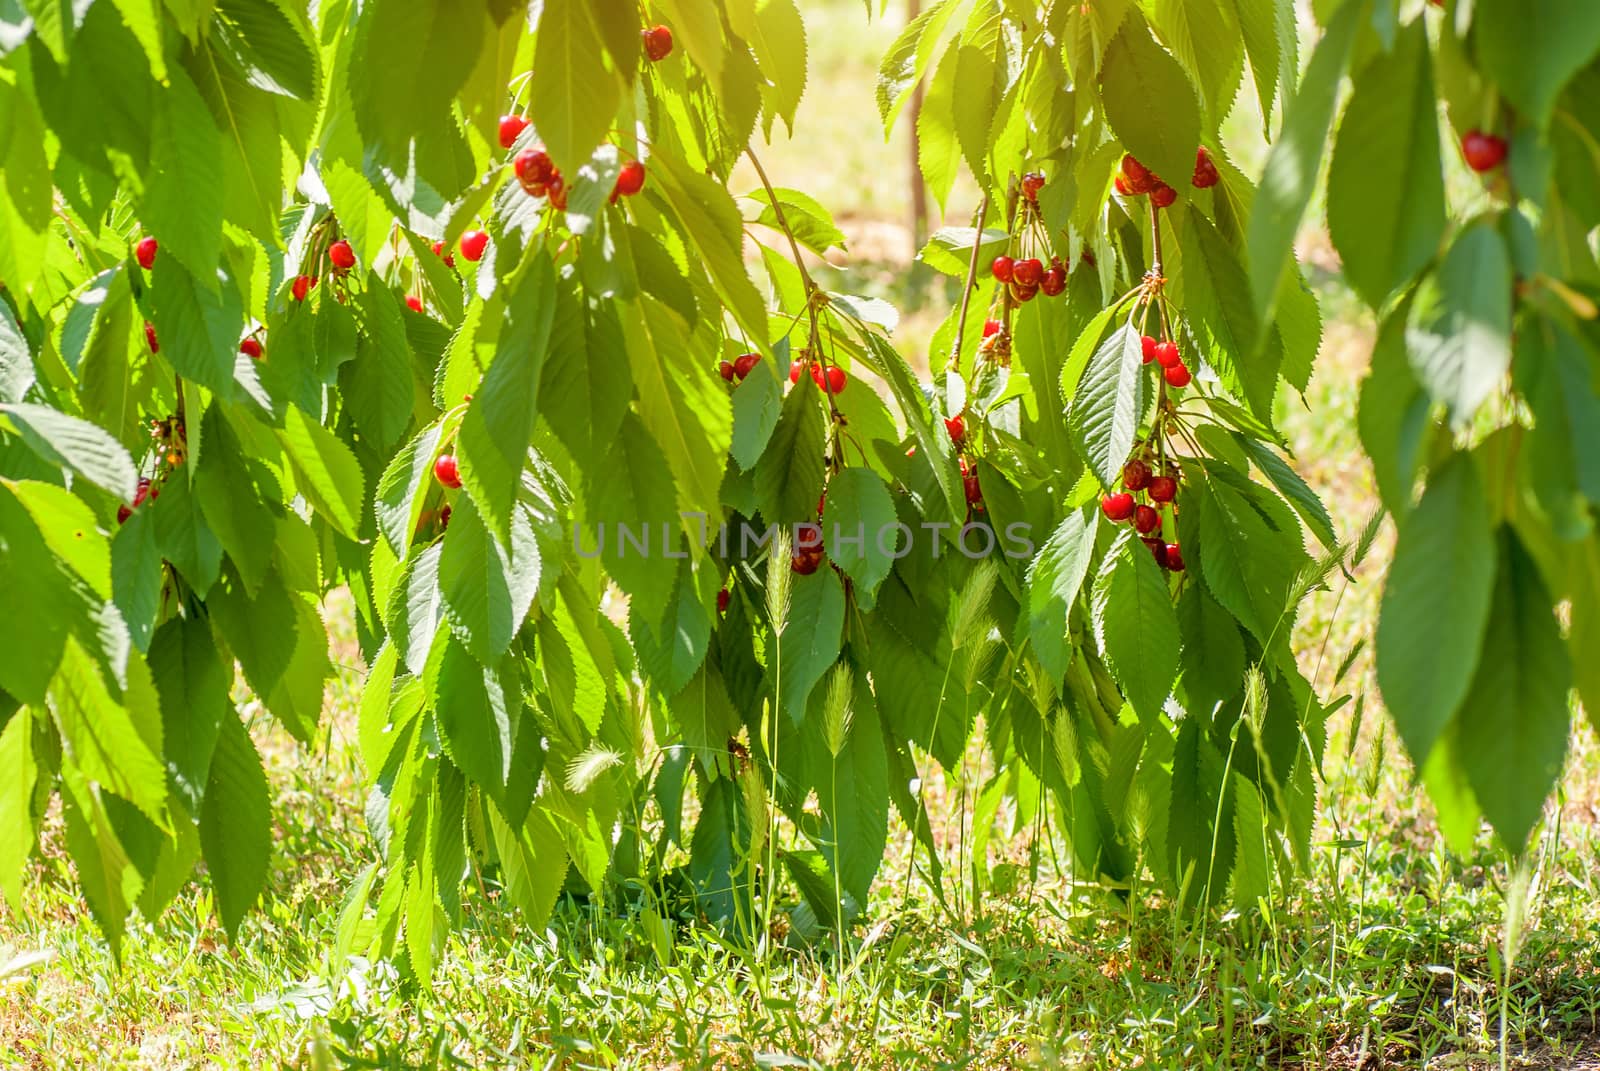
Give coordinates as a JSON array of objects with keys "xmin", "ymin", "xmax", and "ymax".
[{"xmin": 947, "ymin": 191, "xmax": 992, "ymax": 374}]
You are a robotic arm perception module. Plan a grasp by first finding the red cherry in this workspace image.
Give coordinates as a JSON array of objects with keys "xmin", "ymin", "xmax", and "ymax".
[
  {"xmin": 431, "ymin": 240, "xmax": 456, "ymax": 267},
  {"xmin": 135, "ymin": 237, "xmax": 158, "ymax": 270},
  {"xmin": 1134, "ymin": 504, "xmax": 1160, "ymax": 535},
  {"xmin": 1164, "ymin": 544, "xmax": 1185, "ymax": 572},
  {"xmin": 945, "ymin": 414, "xmax": 965, "ymax": 444},
  {"xmin": 1154, "ymin": 341, "xmax": 1181, "ymax": 369},
  {"xmin": 239, "ymin": 338, "xmax": 263, "ymax": 360},
  {"xmin": 1148, "ymin": 476, "xmax": 1177, "ymax": 504},
  {"xmin": 547, "ymin": 173, "xmax": 568, "ymax": 211},
  {"xmin": 1164, "ymin": 363, "xmax": 1192, "ymax": 389},
  {"xmin": 1123, "ymin": 459, "xmax": 1152, "ymax": 491},
  {"xmin": 817, "ymin": 492, "xmax": 827, "ymax": 517},
  {"xmin": 116, "ymin": 504, "xmax": 132, "ymax": 525},
  {"xmin": 982, "ymin": 318, "xmax": 1000, "ymax": 338},
  {"xmin": 133, "ymin": 477, "xmax": 152, "ymax": 505},
  {"xmin": 406, "ymin": 295, "xmax": 423, "ymax": 313},
  {"xmin": 515, "ymin": 148, "xmax": 553, "ymax": 186},
  {"xmin": 1121, "ymin": 154, "xmax": 1156, "ymax": 193},
  {"xmin": 809, "ymin": 361, "xmax": 825, "ymax": 388},
  {"xmin": 329, "ymin": 239, "xmax": 356, "ymax": 270},
  {"xmin": 1101, "ymin": 492, "xmax": 1136, "ymax": 521},
  {"xmin": 291, "ymin": 274, "xmax": 315, "ymax": 301},
  {"xmin": 1141, "ymin": 335, "xmax": 1158, "ymax": 364},
  {"xmin": 1151, "ymin": 184, "xmax": 1177, "ymax": 209},
  {"xmin": 720, "ymin": 360, "xmax": 737, "ymax": 382},
  {"xmin": 825, "ymin": 365, "xmax": 847, "ymax": 394},
  {"xmin": 460, "ymin": 230, "xmax": 489, "ymax": 262},
  {"xmin": 498, "ymin": 114, "xmax": 529, "ymax": 149},
  {"xmin": 613, "ymin": 160, "xmax": 646, "ymax": 199},
  {"xmin": 991, "ymin": 256, "xmax": 1015, "ymax": 283},
  {"xmin": 1144, "ymin": 537, "xmax": 1170, "ymax": 569},
  {"xmin": 1011, "ymin": 281, "xmax": 1039, "ymax": 303},
  {"xmin": 1462, "ymin": 130, "xmax": 1508, "ymax": 173},
  {"xmin": 733, "ymin": 352, "xmax": 760, "ymax": 379},
  {"xmin": 1013, "ymin": 258, "xmax": 1044, "ymax": 287},
  {"xmin": 1114, "ymin": 174, "xmax": 1135, "ymax": 197},
  {"xmin": 791, "ymin": 549, "xmax": 822, "ymax": 575},
  {"xmin": 434, "ymin": 454, "xmax": 462, "ymax": 489},
  {"xmin": 1021, "ymin": 172, "xmax": 1045, "ymax": 200},
  {"xmin": 717, "ymin": 588, "xmax": 730, "ymax": 614},
  {"xmin": 1040, "ymin": 267, "xmax": 1066, "ymax": 296},
  {"xmin": 1192, "ymin": 147, "xmax": 1219, "ymax": 189},
  {"xmin": 144, "ymin": 322, "xmax": 159, "ymax": 353},
  {"xmin": 643, "ymin": 25, "xmax": 673, "ymax": 61},
  {"xmin": 439, "ymin": 505, "xmax": 451, "ymax": 531},
  {"xmin": 788, "ymin": 360, "xmax": 804, "ymax": 384},
  {"xmin": 796, "ymin": 522, "xmax": 823, "ymax": 552},
  {"xmin": 963, "ymin": 470, "xmax": 983, "ymax": 507}
]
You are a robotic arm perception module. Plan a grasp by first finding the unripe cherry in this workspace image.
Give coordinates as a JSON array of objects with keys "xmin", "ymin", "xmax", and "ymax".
[
  {"xmin": 1148, "ymin": 476, "xmax": 1177, "ymax": 504},
  {"xmin": 498, "ymin": 114, "xmax": 529, "ymax": 149},
  {"xmin": 135, "ymin": 237, "xmax": 158, "ymax": 270},
  {"xmin": 460, "ymin": 230, "xmax": 489, "ymax": 262},
  {"xmin": 434, "ymin": 453, "xmax": 462, "ymax": 489},
  {"xmin": 991, "ymin": 255, "xmax": 1015, "ymax": 283},
  {"xmin": 1101, "ymin": 492, "xmax": 1136, "ymax": 521}
]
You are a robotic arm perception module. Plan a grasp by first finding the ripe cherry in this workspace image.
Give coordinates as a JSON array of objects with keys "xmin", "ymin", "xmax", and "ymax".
[
  {"xmin": 291, "ymin": 274, "xmax": 316, "ymax": 301},
  {"xmin": 547, "ymin": 173, "xmax": 568, "ymax": 210},
  {"xmin": 789, "ymin": 360, "xmax": 804, "ymax": 384},
  {"xmin": 1123, "ymin": 459, "xmax": 1152, "ymax": 491},
  {"xmin": 1164, "ymin": 543, "xmax": 1185, "ymax": 572},
  {"xmin": 1101, "ymin": 492, "xmax": 1136, "ymax": 521},
  {"xmin": 797, "ymin": 522, "xmax": 823, "ymax": 552},
  {"xmin": 239, "ymin": 338, "xmax": 263, "ymax": 360},
  {"xmin": 733, "ymin": 352, "xmax": 760, "ymax": 379},
  {"xmin": 991, "ymin": 256, "xmax": 1015, "ymax": 283},
  {"xmin": 116, "ymin": 504, "xmax": 132, "ymax": 525},
  {"xmin": 1192, "ymin": 147, "xmax": 1219, "ymax": 189},
  {"xmin": 825, "ymin": 365, "xmax": 847, "ymax": 394},
  {"xmin": 1011, "ymin": 280, "xmax": 1039, "ymax": 303},
  {"xmin": 144, "ymin": 322, "xmax": 159, "ymax": 353},
  {"xmin": 791, "ymin": 548, "xmax": 822, "ymax": 575},
  {"xmin": 1040, "ymin": 267, "xmax": 1066, "ymax": 296},
  {"xmin": 329, "ymin": 239, "xmax": 356, "ymax": 270},
  {"xmin": 431, "ymin": 240, "xmax": 455, "ymax": 267},
  {"xmin": 1134, "ymin": 504, "xmax": 1160, "ymax": 535},
  {"xmin": 1164, "ymin": 363, "xmax": 1192, "ymax": 389},
  {"xmin": 1462, "ymin": 130, "xmax": 1508, "ymax": 173},
  {"xmin": 945, "ymin": 414, "xmax": 965, "ymax": 444},
  {"xmin": 1114, "ymin": 174, "xmax": 1135, "ymax": 197},
  {"xmin": 460, "ymin": 230, "xmax": 489, "ymax": 262},
  {"xmin": 982, "ymin": 318, "xmax": 1000, "ymax": 338},
  {"xmin": 717, "ymin": 587, "xmax": 731, "ymax": 614},
  {"xmin": 1121, "ymin": 154, "xmax": 1157, "ymax": 194},
  {"xmin": 498, "ymin": 114, "xmax": 529, "ymax": 149},
  {"xmin": 963, "ymin": 469, "xmax": 983, "ymax": 507},
  {"xmin": 406, "ymin": 295, "xmax": 424, "ymax": 313},
  {"xmin": 1141, "ymin": 335, "xmax": 1158, "ymax": 364},
  {"xmin": 1148, "ymin": 476, "xmax": 1177, "ymax": 504},
  {"xmin": 613, "ymin": 160, "xmax": 646, "ymax": 199},
  {"xmin": 720, "ymin": 360, "xmax": 737, "ymax": 382},
  {"xmin": 135, "ymin": 237, "xmax": 158, "ymax": 270},
  {"xmin": 1013, "ymin": 258, "xmax": 1044, "ymax": 287},
  {"xmin": 1021, "ymin": 172, "xmax": 1045, "ymax": 200},
  {"xmin": 643, "ymin": 25, "xmax": 673, "ymax": 61},
  {"xmin": 1154, "ymin": 341, "xmax": 1181, "ymax": 369},
  {"xmin": 434, "ymin": 453, "xmax": 462, "ymax": 489},
  {"xmin": 1151, "ymin": 184, "xmax": 1177, "ymax": 209},
  {"xmin": 1144, "ymin": 537, "xmax": 1170, "ymax": 568},
  {"xmin": 515, "ymin": 148, "xmax": 553, "ymax": 187},
  {"xmin": 439, "ymin": 505, "xmax": 452, "ymax": 531}
]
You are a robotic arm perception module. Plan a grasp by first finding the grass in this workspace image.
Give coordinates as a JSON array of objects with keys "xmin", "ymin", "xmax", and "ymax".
[{"xmin": 7, "ymin": 3, "xmax": 1600, "ymax": 1068}]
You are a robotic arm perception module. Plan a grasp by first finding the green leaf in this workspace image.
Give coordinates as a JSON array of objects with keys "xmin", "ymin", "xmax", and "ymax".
[
  {"xmin": 1358, "ymin": 306, "xmax": 1430, "ymax": 514},
  {"xmin": 822, "ymin": 467, "xmax": 898, "ymax": 603},
  {"xmin": 1246, "ymin": 0, "xmax": 1359, "ymax": 321},
  {"xmin": 147, "ymin": 617, "xmax": 232, "ymax": 815},
  {"xmin": 277, "ymin": 404, "xmax": 366, "ymax": 540},
  {"xmin": 755, "ymin": 376, "xmax": 828, "ymax": 527},
  {"xmin": 1192, "ymin": 464, "xmax": 1306, "ymax": 645},
  {"xmin": 862, "ymin": 332, "xmax": 964, "ymax": 523},
  {"xmin": 820, "ymin": 669, "xmax": 889, "ymax": 907},
  {"xmin": 1455, "ymin": 531, "xmax": 1573, "ymax": 850},
  {"xmin": 582, "ymin": 412, "xmax": 681, "ymax": 627},
  {"xmin": 489, "ymin": 806, "xmax": 568, "ymax": 928},
  {"xmin": 781, "ymin": 567, "xmax": 845, "ymax": 720},
  {"xmin": 0, "ymin": 487, "xmax": 77, "ymax": 703},
  {"xmin": 731, "ymin": 352, "xmax": 784, "ymax": 471},
  {"xmin": 428, "ymin": 633, "xmax": 519, "ymax": 805},
  {"xmin": 917, "ymin": 226, "xmax": 1009, "ymax": 277},
  {"xmin": 0, "ymin": 710, "xmax": 37, "ymax": 912},
  {"xmin": 1326, "ymin": 21, "xmax": 1444, "ymax": 310},
  {"xmin": 342, "ymin": 283, "xmax": 415, "ymax": 454},
  {"xmin": 1230, "ymin": 773, "xmax": 1270, "ymax": 911},
  {"xmin": 142, "ymin": 64, "xmax": 224, "ymax": 290},
  {"xmin": 916, "ymin": 41, "xmax": 963, "ymax": 212},
  {"xmin": 1093, "ymin": 530, "xmax": 1180, "ymax": 723},
  {"xmin": 375, "ymin": 421, "xmax": 444, "ymax": 557},
  {"xmin": 950, "ymin": 4, "xmax": 1004, "ymax": 184},
  {"xmin": 211, "ymin": 0, "xmax": 320, "ymax": 101},
  {"xmin": 746, "ymin": 187, "xmax": 842, "ymax": 256},
  {"xmin": 651, "ymin": 154, "xmax": 769, "ymax": 346},
  {"xmin": 530, "ymin": 0, "xmax": 619, "ymax": 172},
  {"xmin": 151, "ymin": 471, "xmax": 224, "ymax": 597},
  {"xmin": 438, "ymin": 495, "xmax": 540, "ymax": 662},
  {"xmin": 727, "ymin": 0, "xmax": 808, "ymax": 131},
  {"xmin": 143, "ymin": 258, "xmax": 246, "ymax": 400},
  {"xmin": 875, "ymin": 0, "xmax": 958, "ymax": 135},
  {"xmin": 1404, "ymin": 222, "xmax": 1513, "ymax": 427},
  {"xmin": 632, "ymin": 561, "xmax": 712, "ymax": 695},
  {"xmin": 1231, "ymin": 433, "xmax": 1336, "ymax": 550},
  {"xmin": 0, "ymin": 297, "xmax": 34, "ymax": 403},
  {"xmin": 1151, "ymin": 0, "xmax": 1244, "ymax": 129},
  {"xmin": 1099, "ymin": 17, "xmax": 1203, "ymax": 191},
  {"xmin": 1220, "ymin": 0, "xmax": 1279, "ymax": 129},
  {"xmin": 48, "ymin": 638, "xmax": 167, "ymax": 825},
  {"xmin": 1375, "ymin": 453, "xmax": 1496, "ymax": 768},
  {"xmin": 1, "ymin": 402, "xmax": 137, "ymax": 502},
  {"xmin": 1025, "ymin": 507, "xmax": 1098, "ymax": 684},
  {"xmin": 209, "ymin": 567, "xmax": 328, "ymax": 743},
  {"xmin": 1475, "ymin": 0, "xmax": 1600, "ymax": 128},
  {"xmin": 111, "ymin": 507, "xmax": 164, "ymax": 653},
  {"xmin": 200, "ymin": 713, "xmax": 272, "ymax": 940},
  {"xmin": 1067, "ymin": 322, "xmax": 1144, "ymax": 490},
  {"xmin": 1178, "ymin": 211, "xmax": 1276, "ymax": 421},
  {"xmin": 387, "ymin": 542, "xmax": 444, "ymax": 676}
]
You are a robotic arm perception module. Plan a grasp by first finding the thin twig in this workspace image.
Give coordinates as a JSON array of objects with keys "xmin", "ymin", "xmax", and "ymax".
[{"xmin": 947, "ymin": 193, "xmax": 992, "ymax": 373}]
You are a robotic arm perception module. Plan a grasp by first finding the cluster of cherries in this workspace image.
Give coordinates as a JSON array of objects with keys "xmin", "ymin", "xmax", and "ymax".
[
  {"xmin": 718, "ymin": 352, "xmax": 761, "ymax": 382},
  {"xmin": 1100, "ymin": 459, "xmax": 1184, "ymax": 571},
  {"xmin": 1114, "ymin": 148, "xmax": 1218, "ymax": 206},
  {"xmin": 1143, "ymin": 333, "xmax": 1192, "ymax": 389},
  {"xmin": 115, "ymin": 477, "xmax": 159, "ymax": 525},
  {"xmin": 115, "ymin": 414, "xmax": 187, "ymax": 524},
  {"xmin": 134, "ymin": 237, "xmax": 267, "ymax": 361},
  {"xmin": 988, "ymin": 172, "xmax": 1069, "ymax": 302},
  {"xmin": 788, "ymin": 358, "xmax": 848, "ymax": 394},
  {"xmin": 941, "ymin": 415, "xmax": 984, "ymax": 510}
]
